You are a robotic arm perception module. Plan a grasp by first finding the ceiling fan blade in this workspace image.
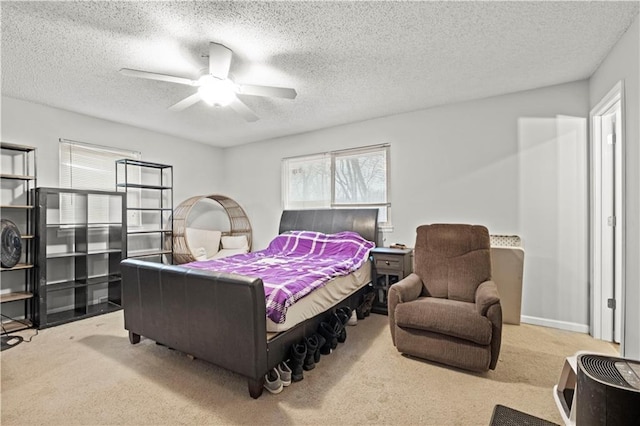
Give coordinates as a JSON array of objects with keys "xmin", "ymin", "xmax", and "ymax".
[
  {"xmin": 209, "ymin": 42, "xmax": 233, "ymax": 79},
  {"xmin": 168, "ymin": 93, "xmax": 201, "ymax": 111},
  {"xmin": 119, "ymin": 68, "xmax": 195, "ymax": 86},
  {"xmin": 228, "ymin": 97, "xmax": 259, "ymax": 122},
  {"xmin": 238, "ymin": 84, "xmax": 297, "ymax": 99}
]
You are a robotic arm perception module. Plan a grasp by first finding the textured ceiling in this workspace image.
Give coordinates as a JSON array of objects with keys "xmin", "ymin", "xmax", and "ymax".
[{"xmin": 1, "ymin": 1, "xmax": 639, "ymax": 148}]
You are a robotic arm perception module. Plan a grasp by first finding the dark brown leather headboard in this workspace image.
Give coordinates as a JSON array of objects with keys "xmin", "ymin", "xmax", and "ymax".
[{"xmin": 279, "ymin": 209, "xmax": 379, "ymax": 245}]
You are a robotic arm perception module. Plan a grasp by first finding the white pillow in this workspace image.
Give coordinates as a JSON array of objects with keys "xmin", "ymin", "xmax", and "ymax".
[
  {"xmin": 193, "ymin": 247, "xmax": 208, "ymax": 261},
  {"xmin": 221, "ymin": 235, "xmax": 249, "ymax": 250},
  {"xmin": 186, "ymin": 228, "xmax": 222, "ymax": 259}
]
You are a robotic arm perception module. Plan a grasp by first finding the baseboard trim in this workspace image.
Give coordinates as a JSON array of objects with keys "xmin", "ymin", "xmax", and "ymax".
[{"xmin": 521, "ymin": 315, "xmax": 589, "ymax": 334}]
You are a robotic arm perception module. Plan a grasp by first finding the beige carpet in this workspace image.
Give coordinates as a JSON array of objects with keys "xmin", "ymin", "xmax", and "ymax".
[{"xmin": 1, "ymin": 311, "xmax": 616, "ymax": 425}]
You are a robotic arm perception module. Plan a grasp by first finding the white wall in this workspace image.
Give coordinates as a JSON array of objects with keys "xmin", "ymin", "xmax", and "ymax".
[
  {"xmin": 589, "ymin": 14, "xmax": 640, "ymax": 359},
  {"xmin": 223, "ymin": 80, "xmax": 591, "ymax": 330},
  {"xmin": 1, "ymin": 96, "xmax": 225, "ymax": 202},
  {"xmin": 1, "ymin": 96, "xmax": 224, "ymax": 317},
  {"xmin": 517, "ymin": 115, "xmax": 589, "ymax": 331}
]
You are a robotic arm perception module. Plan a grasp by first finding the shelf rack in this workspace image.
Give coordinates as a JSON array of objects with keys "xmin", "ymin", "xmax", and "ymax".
[
  {"xmin": 116, "ymin": 159, "xmax": 173, "ymax": 264},
  {"xmin": 1, "ymin": 142, "xmax": 37, "ymax": 334},
  {"xmin": 34, "ymin": 187, "xmax": 126, "ymax": 328}
]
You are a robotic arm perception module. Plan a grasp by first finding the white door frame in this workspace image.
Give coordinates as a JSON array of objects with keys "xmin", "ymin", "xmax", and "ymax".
[{"xmin": 590, "ymin": 81, "xmax": 625, "ymax": 349}]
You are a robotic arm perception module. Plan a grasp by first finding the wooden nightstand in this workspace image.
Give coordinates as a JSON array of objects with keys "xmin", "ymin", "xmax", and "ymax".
[{"xmin": 370, "ymin": 247, "xmax": 413, "ymax": 315}]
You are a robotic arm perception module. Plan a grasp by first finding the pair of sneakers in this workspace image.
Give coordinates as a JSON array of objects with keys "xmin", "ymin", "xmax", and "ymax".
[{"xmin": 264, "ymin": 361, "xmax": 292, "ymax": 394}]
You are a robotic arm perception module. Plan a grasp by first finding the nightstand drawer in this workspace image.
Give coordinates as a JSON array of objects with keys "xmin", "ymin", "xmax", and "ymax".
[{"xmin": 374, "ymin": 256, "xmax": 402, "ymax": 271}]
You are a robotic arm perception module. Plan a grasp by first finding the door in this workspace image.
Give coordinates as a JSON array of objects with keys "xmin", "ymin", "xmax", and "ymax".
[{"xmin": 590, "ymin": 82, "xmax": 624, "ymax": 346}]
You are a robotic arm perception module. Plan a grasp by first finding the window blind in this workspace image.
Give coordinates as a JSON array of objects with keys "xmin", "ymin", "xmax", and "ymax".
[{"xmin": 59, "ymin": 139, "xmax": 140, "ymax": 223}]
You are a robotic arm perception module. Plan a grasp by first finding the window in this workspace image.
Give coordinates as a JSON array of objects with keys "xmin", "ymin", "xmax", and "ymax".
[
  {"xmin": 59, "ymin": 139, "xmax": 140, "ymax": 223},
  {"xmin": 59, "ymin": 139, "xmax": 140, "ymax": 191},
  {"xmin": 282, "ymin": 144, "xmax": 390, "ymax": 224}
]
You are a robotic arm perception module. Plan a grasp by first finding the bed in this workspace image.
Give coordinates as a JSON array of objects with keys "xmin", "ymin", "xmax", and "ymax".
[{"xmin": 121, "ymin": 208, "xmax": 378, "ymax": 398}]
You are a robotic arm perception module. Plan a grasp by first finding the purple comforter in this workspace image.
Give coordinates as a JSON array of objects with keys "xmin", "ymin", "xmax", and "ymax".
[{"xmin": 186, "ymin": 231, "xmax": 375, "ymax": 324}]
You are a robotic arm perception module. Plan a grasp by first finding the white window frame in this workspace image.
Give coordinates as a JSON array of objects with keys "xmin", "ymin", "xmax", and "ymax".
[{"xmin": 282, "ymin": 144, "xmax": 391, "ymax": 226}]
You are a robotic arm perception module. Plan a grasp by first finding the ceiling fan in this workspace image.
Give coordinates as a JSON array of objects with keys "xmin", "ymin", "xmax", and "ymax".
[{"xmin": 119, "ymin": 42, "xmax": 297, "ymax": 122}]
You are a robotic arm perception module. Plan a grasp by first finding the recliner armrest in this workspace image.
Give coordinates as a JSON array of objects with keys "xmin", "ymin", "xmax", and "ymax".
[
  {"xmin": 475, "ymin": 280, "xmax": 500, "ymax": 316},
  {"xmin": 387, "ymin": 273, "xmax": 424, "ymax": 346},
  {"xmin": 389, "ymin": 273, "xmax": 423, "ymax": 304}
]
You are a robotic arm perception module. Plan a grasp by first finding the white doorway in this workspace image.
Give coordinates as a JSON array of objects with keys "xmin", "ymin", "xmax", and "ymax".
[{"xmin": 590, "ymin": 81, "xmax": 624, "ymax": 349}]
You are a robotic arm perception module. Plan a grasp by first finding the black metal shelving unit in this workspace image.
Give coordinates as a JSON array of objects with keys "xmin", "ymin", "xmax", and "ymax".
[
  {"xmin": 116, "ymin": 159, "xmax": 173, "ymax": 264},
  {"xmin": 1, "ymin": 142, "xmax": 37, "ymax": 333},
  {"xmin": 34, "ymin": 187, "xmax": 126, "ymax": 328}
]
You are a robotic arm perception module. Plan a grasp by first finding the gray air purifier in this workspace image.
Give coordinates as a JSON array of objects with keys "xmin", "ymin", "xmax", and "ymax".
[{"xmin": 576, "ymin": 354, "xmax": 640, "ymax": 425}]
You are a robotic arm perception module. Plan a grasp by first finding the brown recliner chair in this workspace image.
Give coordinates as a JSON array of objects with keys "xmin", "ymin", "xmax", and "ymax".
[{"xmin": 388, "ymin": 224, "xmax": 502, "ymax": 372}]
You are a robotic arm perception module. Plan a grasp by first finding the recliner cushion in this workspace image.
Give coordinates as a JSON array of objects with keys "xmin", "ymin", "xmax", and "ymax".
[
  {"xmin": 394, "ymin": 297, "xmax": 492, "ymax": 346},
  {"xmin": 414, "ymin": 224, "xmax": 491, "ymax": 303}
]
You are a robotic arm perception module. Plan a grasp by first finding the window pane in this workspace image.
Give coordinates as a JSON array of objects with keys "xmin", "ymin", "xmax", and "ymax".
[
  {"xmin": 334, "ymin": 149, "xmax": 387, "ymax": 204},
  {"xmin": 59, "ymin": 140, "xmax": 139, "ymax": 224},
  {"xmin": 282, "ymin": 145, "xmax": 390, "ymax": 225},
  {"xmin": 283, "ymin": 155, "xmax": 330, "ymax": 209},
  {"xmin": 60, "ymin": 141, "xmax": 139, "ymax": 191}
]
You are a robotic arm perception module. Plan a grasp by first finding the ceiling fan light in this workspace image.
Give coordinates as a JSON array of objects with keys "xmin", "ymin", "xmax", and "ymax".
[{"xmin": 197, "ymin": 75, "xmax": 236, "ymax": 107}]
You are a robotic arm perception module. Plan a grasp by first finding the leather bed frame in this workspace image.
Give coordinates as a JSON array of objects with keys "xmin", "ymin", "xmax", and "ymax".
[{"xmin": 121, "ymin": 208, "xmax": 378, "ymax": 398}]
